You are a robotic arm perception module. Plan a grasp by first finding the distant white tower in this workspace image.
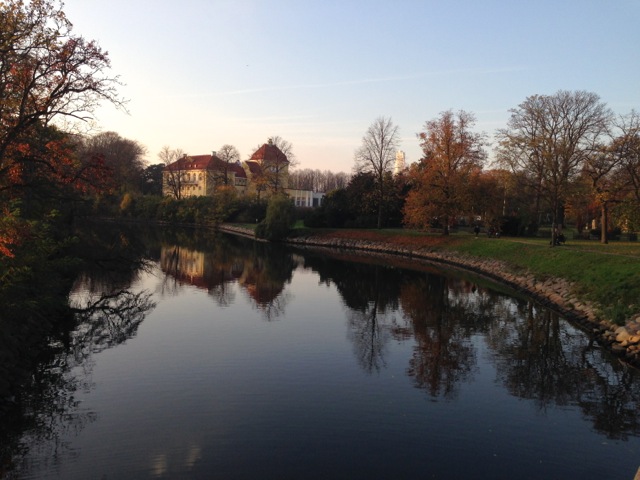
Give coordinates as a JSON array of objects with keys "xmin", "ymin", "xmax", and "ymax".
[{"xmin": 394, "ymin": 150, "xmax": 406, "ymax": 175}]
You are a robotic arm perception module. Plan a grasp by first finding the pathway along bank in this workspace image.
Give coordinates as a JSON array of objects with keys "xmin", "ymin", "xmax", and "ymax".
[{"xmin": 218, "ymin": 224, "xmax": 640, "ymax": 369}]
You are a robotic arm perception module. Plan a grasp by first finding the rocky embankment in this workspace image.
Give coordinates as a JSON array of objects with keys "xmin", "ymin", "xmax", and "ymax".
[{"xmin": 218, "ymin": 225, "xmax": 640, "ymax": 369}]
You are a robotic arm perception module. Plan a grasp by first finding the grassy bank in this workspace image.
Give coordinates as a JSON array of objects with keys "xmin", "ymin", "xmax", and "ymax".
[
  {"xmin": 285, "ymin": 227, "xmax": 640, "ymax": 324},
  {"xmin": 451, "ymin": 236, "xmax": 639, "ymax": 323}
]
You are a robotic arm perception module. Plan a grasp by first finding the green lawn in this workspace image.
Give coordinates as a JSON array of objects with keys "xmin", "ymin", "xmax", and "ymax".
[{"xmin": 447, "ymin": 235, "xmax": 639, "ymax": 323}]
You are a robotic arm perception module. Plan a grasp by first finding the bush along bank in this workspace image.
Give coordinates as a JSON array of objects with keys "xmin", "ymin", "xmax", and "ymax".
[{"xmin": 217, "ymin": 224, "xmax": 640, "ymax": 369}]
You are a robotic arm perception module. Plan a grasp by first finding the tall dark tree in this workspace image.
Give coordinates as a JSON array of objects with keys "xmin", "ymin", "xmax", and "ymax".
[
  {"xmin": 497, "ymin": 91, "xmax": 611, "ymax": 246},
  {"xmin": 158, "ymin": 146, "xmax": 186, "ymax": 199},
  {"xmin": 141, "ymin": 164, "xmax": 164, "ymax": 195},
  {"xmin": 354, "ymin": 117, "xmax": 400, "ymax": 228},
  {"xmin": 78, "ymin": 132, "xmax": 146, "ymax": 194},
  {"xmin": 215, "ymin": 144, "xmax": 241, "ymax": 186}
]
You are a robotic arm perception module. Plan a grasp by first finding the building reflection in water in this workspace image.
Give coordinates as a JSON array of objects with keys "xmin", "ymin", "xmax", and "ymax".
[{"xmin": 159, "ymin": 242, "xmax": 295, "ymax": 320}]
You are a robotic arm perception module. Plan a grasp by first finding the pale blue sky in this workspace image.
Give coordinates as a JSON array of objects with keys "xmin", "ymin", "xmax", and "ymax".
[{"xmin": 63, "ymin": 0, "xmax": 640, "ymax": 172}]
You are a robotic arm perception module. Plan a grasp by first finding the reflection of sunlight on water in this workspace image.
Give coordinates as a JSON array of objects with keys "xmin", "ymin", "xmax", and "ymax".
[
  {"xmin": 149, "ymin": 444, "xmax": 201, "ymax": 477},
  {"xmin": 151, "ymin": 453, "xmax": 167, "ymax": 476},
  {"xmin": 185, "ymin": 443, "xmax": 202, "ymax": 468}
]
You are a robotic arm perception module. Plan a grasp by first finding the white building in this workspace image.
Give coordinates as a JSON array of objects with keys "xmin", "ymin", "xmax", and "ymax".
[{"xmin": 394, "ymin": 150, "xmax": 406, "ymax": 175}]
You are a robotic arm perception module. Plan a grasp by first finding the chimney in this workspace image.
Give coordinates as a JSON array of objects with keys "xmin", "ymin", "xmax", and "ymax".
[{"xmin": 212, "ymin": 151, "xmax": 216, "ymax": 157}]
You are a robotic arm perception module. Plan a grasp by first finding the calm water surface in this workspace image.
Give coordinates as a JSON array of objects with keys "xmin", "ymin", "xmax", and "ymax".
[{"xmin": 4, "ymin": 228, "xmax": 640, "ymax": 479}]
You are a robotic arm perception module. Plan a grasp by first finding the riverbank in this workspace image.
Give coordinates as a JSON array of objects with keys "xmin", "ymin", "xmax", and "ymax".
[{"xmin": 218, "ymin": 224, "xmax": 640, "ymax": 369}]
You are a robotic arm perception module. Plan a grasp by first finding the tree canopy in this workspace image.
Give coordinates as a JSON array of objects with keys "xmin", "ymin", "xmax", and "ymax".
[
  {"xmin": 0, "ymin": 0, "xmax": 124, "ymax": 256},
  {"xmin": 404, "ymin": 110, "xmax": 486, "ymax": 234},
  {"xmin": 496, "ymin": 91, "xmax": 611, "ymax": 244}
]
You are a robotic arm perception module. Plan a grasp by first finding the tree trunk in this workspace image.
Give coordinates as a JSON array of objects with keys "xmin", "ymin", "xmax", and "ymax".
[
  {"xmin": 376, "ymin": 181, "xmax": 384, "ymax": 229},
  {"xmin": 600, "ymin": 202, "xmax": 609, "ymax": 244},
  {"xmin": 550, "ymin": 198, "xmax": 558, "ymax": 247}
]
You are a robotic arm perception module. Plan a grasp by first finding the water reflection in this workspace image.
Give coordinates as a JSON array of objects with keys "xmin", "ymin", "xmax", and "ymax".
[
  {"xmin": 489, "ymin": 302, "xmax": 640, "ymax": 440},
  {"xmin": 4, "ymin": 228, "xmax": 640, "ymax": 479},
  {"xmin": 302, "ymin": 252, "xmax": 481, "ymax": 396},
  {"xmin": 159, "ymin": 238, "xmax": 295, "ymax": 321},
  {"xmin": 1, "ymin": 224, "xmax": 156, "ymax": 477},
  {"xmin": 399, "ymin": 274, "xmax": 478, "ymax": 399},
  {"xmin": 299, "ymin": 248, "xmax": 640, "ymax": 437}
]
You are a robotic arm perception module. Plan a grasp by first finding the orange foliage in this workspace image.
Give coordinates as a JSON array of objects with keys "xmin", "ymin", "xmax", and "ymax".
[
  {"xmin": 0, "ymin": 208, "xmax": 31, "ymax": 258},
  {"xmin": 3, "ymin": 138, "xmax": 114, "ymax": 196}
]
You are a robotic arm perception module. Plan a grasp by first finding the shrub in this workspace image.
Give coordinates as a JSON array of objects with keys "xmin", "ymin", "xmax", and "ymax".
[
  {"xmin": 133, "ymin": 195, "xmax": 161, "ymax": 219},
  {"xmin": 303, "ymin": 208, "xmax": 326, "ymax": 228},
  {"xmin": 256, "ymin": 194, "xmax": 295, "ymax": 241},
  {"xmin": 226, "ymin": 197, "xmax": 267, "ymax": 224}
]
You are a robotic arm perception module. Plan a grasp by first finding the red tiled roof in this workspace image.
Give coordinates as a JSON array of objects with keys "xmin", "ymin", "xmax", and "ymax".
[
  {"xmin": 164, "ymin": 154, "xmax": 238, "ymax": 172},
  {"xmin": 244, "ymin": 160, "xmax": 262, "ymax": 174},
  {"xmin": 229, "ymin": 163, "xmax": 247, "ymax": 178},
  {"xmin": 249, "ymin": 143, "xmax": 289, "ymax": 164}
]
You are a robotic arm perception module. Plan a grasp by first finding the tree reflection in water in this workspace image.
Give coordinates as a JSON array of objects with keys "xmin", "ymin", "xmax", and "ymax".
[
  {"xmin": 303, "ymin": 251, "xmax": 481, "ymax": 393},
  {"xmin": 488, "ymin": 300, "xmax": 640, "ymax": 440},
  {"xmin": 300, "ymin": 247, "xmax": 640, "ymax": 439},
  {"xmin": 345, "ymin": 266, "xmax": 395, "ymax": 373},
  {"xmin": 1, "ymin": 224, "xmax": 156, "ymax": 477},
  {"xmin": 399, "ymin": 274, "xmax": 478, "ymax": 399},
  {"xmin": 4, "ymin": 229, "xmax": 640, "ymax": 478}
]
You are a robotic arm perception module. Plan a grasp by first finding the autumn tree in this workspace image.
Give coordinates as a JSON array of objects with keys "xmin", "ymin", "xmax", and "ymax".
[
  {"xmin": 496, "ymin": 91, "xmax": 611, "ymax": 245},
  {"xmin": 0, "ymin": 0, "xmax": 124, "ymax": 256},
  {"xmin": 354, "ymin": 117, "xmax": 400, "ymax": 228},
  {"xmin": 264, "ymin": 136, "xmax": 296, "ymax": 193},
  {"xmin": 582, "ymin": 131, "xmax": 631, "ymax": 243},
  {"xmin": 0, "ymin": 0, "xmax": 123, "ymax": 187},
  {"xmin": 403, "ymin": 110, "xmax": 486, "ymax": 234},
  {"xmin": 468, "ymin": 169, "xmax": 517, "ymax": 233}
]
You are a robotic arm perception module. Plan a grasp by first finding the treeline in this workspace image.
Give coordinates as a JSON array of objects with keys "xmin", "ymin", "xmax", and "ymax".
[
  {"xmin": 307, "ymin": 98, "xmax": 640, "ymax": 243},
  {"xmin": 112, "ymin": 192, "xmax": 267, "ymax": 227},
  {"xmin": 288, "ymin": 169, "xmax": 351, "ymax": 193},
  {"xmin": 3, "ymin": 0, "xmax": 640, "ymax": 271}
]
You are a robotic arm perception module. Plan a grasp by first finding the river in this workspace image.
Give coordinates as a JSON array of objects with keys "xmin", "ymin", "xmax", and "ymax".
[{"xmin": 2, "ymin": 225, "xmax": 640, "ymax": 479}]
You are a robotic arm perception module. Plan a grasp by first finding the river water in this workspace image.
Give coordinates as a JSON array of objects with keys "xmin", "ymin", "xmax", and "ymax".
[{"xmin": 3, "ymin": 227, "xmax": 640, "ymax": 479}]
